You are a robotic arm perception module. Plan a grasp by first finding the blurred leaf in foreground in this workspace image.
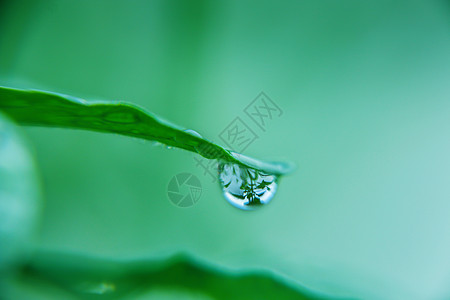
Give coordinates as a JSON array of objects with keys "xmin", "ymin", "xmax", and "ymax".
[
  {"xmin": 12, "ymin": 250, "xmax": 330, "ymax": 300},
  {"xmin": 0, "ymin": 112, "xmax": 41, "ymax": 295}
]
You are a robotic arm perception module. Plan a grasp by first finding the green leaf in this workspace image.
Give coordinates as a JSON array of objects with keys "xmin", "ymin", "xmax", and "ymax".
[
  {"xmin": 15, "ymin": 250, "xmax": 329, "ymax": 300},
  {"xmin": 0, "ymin": 86, "xmax": 294, "ymax": 175},
  {"xmin": 0, "ymin": 112, "xmax": 41, "ymax": 273}
]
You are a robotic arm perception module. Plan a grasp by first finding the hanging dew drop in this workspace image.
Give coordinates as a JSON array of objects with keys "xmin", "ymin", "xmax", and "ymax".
[{"xmin": 218, "ymin": 162, "xmax": 278, "ymax": 210}]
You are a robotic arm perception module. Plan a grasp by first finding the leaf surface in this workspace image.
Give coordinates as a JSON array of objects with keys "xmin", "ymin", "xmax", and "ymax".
[{"xmin": 0, "ymin": 86, "xmax": 294, "ymax": 175}]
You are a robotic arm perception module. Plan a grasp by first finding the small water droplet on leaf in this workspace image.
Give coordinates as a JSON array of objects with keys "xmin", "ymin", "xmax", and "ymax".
[
  {"xmin": 184, "ymin": 129, "xmax": 202, "ymax": 138},
  {"xmin": 218, "ymin": 162, "xmax": 278, "ymax": 210}
]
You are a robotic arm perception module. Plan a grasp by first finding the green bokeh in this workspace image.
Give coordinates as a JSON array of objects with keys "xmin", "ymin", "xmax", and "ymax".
[{"xmin": 1, "ymin": 0, "xmax": 450, "ymax": 299}]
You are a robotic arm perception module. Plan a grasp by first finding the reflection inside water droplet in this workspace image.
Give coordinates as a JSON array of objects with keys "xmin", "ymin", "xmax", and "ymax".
[{"xmin": 218, "ymin": 162, "xmax": 278, "ymax": 210}]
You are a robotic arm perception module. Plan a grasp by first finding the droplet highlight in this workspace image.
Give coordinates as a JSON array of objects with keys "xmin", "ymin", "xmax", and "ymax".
[{"xmin": 218, "ymin": 162, "xmax": 278, "ymax": 210}]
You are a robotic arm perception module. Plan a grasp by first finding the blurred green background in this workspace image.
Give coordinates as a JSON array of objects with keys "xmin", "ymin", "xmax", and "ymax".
[{"xmin": 1, "ymin": 0, "xmax": 450, "ymax": 299}]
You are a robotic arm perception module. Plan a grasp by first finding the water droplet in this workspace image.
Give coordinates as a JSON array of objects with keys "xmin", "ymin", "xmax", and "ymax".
[
  {"xmin": 218, "ymin": 162, "xmax": 278, "ymax": 210},
  {"xmin": 184, "ymin": 129, "xmax": 202, "ymax": 138},
  {"xmin": 151, "ymin": 141, "xmax": 162, "ymax": 147},
  {"xmin": 151, "ymin": 141, "xmax": 174, "ymax": 150},
  {"xmin": 79, "ymin": 281, "xmax": 116, "ymax": 295}
]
